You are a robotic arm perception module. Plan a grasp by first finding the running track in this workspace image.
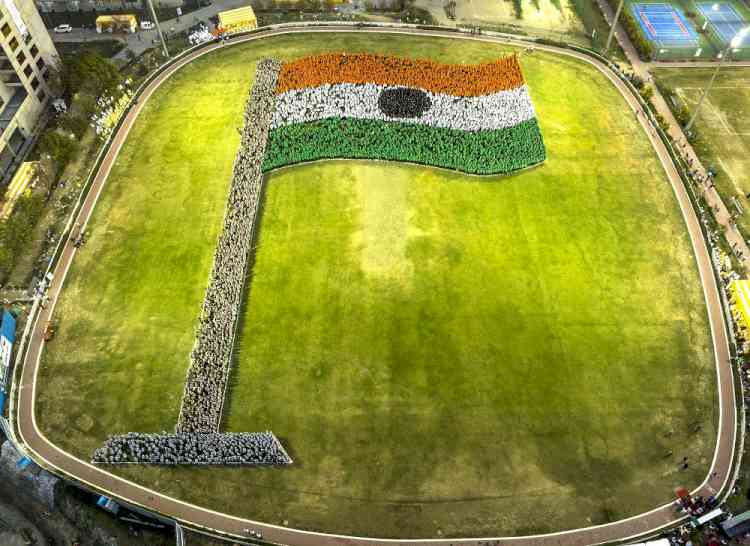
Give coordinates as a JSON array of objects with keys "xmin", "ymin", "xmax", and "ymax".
[{"xmin": 13, "ymin": 25, "xmax": 736, "ymax": 546}]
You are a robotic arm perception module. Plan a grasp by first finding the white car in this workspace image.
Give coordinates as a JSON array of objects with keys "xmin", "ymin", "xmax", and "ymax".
[
  {"xmin": 53, "ymin": 24, "xmax": 72, "ymax": 33},
  {"xmin": 140, "ymin": 21, "xmax": 155, "ymax": 30}
]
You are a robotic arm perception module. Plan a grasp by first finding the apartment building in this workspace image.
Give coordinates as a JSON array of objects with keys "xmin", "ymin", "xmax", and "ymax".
[{"xmin": 0, "ymin": 0, "xmax": 56, "ymax": 183}]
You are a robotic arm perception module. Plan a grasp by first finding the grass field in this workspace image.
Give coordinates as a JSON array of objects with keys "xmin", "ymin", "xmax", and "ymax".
[
  {"xmin": 654, "ymin": 68, "xmax": 750, "ymax": 240},
  {"xmin": 35, "ymin": 33, "xmax": 717, "ymax": 538}
]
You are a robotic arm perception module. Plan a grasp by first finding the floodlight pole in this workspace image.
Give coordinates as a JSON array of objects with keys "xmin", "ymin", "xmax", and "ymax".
[
  {"xmin": 605, "ymin": 0, "xmax": 625, "ymax": 53},
  {"xmin": 145, "ymin": 0, "xmax": 170, "ymax": 58},
  {"xmin": 685, "ymin": 47, "xmax": 730, "ymax": 132}
]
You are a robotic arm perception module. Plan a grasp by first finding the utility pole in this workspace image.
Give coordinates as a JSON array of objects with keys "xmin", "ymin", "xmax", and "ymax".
[
  {"xmin": 686, "ymin": 27, "xmax": 749, "ymax": 132},
  {"xmin": 605, "ymin": 0, "xmax": 624, "ymax": 54},
  {"xmin": 145, "ymin": 0, "xmax": 169, "ymax": 59}
]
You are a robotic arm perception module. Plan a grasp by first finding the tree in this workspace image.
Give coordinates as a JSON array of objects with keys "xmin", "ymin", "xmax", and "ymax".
[
  {"xmin": 61, "ymin": 50, "xmax": 121, "ymax": 100},
  {"xmin": 38, "ymin": 131, "xmax": 77, "ymax": 170},
  {"xmin": 58, "ymin": 112, "xmax": 89, "ymax": 139}
]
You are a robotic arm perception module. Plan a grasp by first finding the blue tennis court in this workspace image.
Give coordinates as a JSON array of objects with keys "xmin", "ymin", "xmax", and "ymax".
[
  {"xmin": 696, "ymin": 2, "xmax": 749, "ymax": 47},
  {"xmin": 632, "ymin": 3, "xmax": 700, "ymax": 46}
]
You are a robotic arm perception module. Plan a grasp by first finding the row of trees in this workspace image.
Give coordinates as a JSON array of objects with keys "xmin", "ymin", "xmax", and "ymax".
[
  {"xmin": 616, "ymin": 7, "xmax": 656, "ymax": 61},
  {"xmin": 0, "ymin": 50, "xmax": 121, "ymax": 286}
]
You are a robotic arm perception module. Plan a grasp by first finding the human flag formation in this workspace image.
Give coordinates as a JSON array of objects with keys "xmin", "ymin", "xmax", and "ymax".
[{"xmin": 262, "ymin": 53, "xmax": 546, "ymax": 175}]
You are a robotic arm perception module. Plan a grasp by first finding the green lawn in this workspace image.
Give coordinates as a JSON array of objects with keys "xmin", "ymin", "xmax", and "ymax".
[
  {"xmin": 654, "ymin": 68, "xmax": 750, "ymax": 240},
  {"xmin": 35, "ymin": 33, "xmax": 717, "ymax": 538}
]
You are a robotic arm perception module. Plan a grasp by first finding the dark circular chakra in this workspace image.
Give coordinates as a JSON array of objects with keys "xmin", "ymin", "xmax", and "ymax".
[{"xmin": 377, "ymin": 87, "xmax": 432, "ymax": 118}]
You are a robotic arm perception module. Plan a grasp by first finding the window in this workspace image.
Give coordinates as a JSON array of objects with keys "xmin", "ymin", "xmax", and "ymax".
[
  {"xmin": 8, "ymin": 37, "xmax": 18, "ymax": 51},
  {"xmin": 15, "ymin": 50, "xmax": 24, "ymax": 65},
  {"xmin": 23, "ymin": 64, "xmax": 31, "ymax": 78},
  {"xmin": 30, "ymin": 44, "xmax": 38, "ymax": 58},
  {"xmin": 36, "ymin": 88, "xmax": 45, "ymax": 102},
  {"xmin": 30, "ymin": 77, "xmax": 39, "ymax": 91},
  {"xmin": 36, "ymin": 57, "xmax": 44, "ymax": 71},
  {"xmin": 0, "ymin": 24, "xmax": 10, "ymax": 38}
]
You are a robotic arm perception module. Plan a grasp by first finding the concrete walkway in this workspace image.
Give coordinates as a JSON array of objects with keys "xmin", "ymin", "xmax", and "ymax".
[{"xmin": 597, "ymin": 0, "xmax": 750, "ymax": 268}]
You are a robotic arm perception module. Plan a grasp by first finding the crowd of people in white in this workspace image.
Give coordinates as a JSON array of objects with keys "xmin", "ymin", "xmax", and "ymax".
[
  {"xmin": 91, "ymin": 432, "xmax": 291, "ymax": 465},
  {"xmin": 270, "ymin": 82, "xmax": 537, "ymax": 131},
  {"xmin": 177, "ymin": 58, "xmax": 281, "ymax": 435},
  {"xmin": 92, "ymin": 60, "xmax": 289, "ymax": 465}
]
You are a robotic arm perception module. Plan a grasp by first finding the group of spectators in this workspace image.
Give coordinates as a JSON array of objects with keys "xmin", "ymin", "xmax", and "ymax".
[
  {"xmin": 176, "ymin": 58, "xmax": 282, "ymax": 435},
  {"xmin": 275, "ymin": 52, "xmax": 526, "ymax": 97},
  {"xmin": 91, "ymin": 432, "xmax": 291, "ymax": 465},
  {"xmin": 269, "ymin": 82, "xmax": 537, "ymax": 132},
  {"xmin": 93, "ymin": 60, "xmax": 288, "ymax": 466},
  {"xmin": 187, "ymin": 22, "xmax": 213, "ymax": 46}
]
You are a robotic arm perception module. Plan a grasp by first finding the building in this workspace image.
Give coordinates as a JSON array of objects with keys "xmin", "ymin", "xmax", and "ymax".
[
  {"xmin": 217, "ymin": 5, "xmax": 257, "ymax": 34},
  {"xmin": 0, "ymin": 309, "xmax": 16, "ymax": 389},
  {"xmin": 721, "ymin": 510, "xmax": 750, "ymax": 539},
  {"xmin": 35, "ymin": 1, "xmax": 185, "ymax": 12},
  {"xmin": 95, "ymin": 14, "xmax": 137, "ymax": 33},
  {"xmin": 0, "ymin": 0, "xmax": 56, "ymax": 184}
]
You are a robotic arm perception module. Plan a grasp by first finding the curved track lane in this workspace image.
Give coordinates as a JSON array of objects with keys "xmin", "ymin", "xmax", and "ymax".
[{"xmin": 15, "ymin": 26, "xmax": 736, "ymax": 546}]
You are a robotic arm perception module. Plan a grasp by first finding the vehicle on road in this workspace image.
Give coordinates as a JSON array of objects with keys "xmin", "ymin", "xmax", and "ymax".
[
  {"xmin": 140, "ymin": 20, "xmax": 155, "ymax": 30},
  {"xmin": 53, "ymin": 24, "xmax": 72, "ymax": 33}
]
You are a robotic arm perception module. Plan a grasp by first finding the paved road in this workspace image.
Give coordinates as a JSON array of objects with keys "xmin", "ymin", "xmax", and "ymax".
[
  {"xmin": 15, "ymin": 25, "xmax": 735, "ymax": 546},
  {"xmin": 49, "ymin": 0, "xmax": 249, "ymax": 59},
  {"xmin": 597, "ymin": 0, "xmax": 750, "ymax": 269}
]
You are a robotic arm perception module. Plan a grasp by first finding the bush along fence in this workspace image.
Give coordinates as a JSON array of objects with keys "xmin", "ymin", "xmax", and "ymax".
[
  {"xmin": 601, "ymin": 0, "xmax": 654, "ymax": 61},
  {"xmin": 263, "ymin": 53, "xmax": 546, "ymax": 175},
  {"xmin": 92, "ymin": 59, "xmax": 293, "ymax": 466}
]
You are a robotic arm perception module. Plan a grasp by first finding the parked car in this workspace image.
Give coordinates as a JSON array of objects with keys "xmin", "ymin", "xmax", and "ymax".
[
  {"xmin": 140, "ymin": 20, "xmax": 155, "ymax": 30},
  {"xmin": 53, "ymin": 24, "xmax": 72, "ymax": 33}
]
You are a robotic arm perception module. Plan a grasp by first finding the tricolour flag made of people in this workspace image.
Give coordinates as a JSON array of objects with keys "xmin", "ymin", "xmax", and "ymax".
[{"xmin": 261, "ymin": 53, "xmax": 546, "ymax": 176}]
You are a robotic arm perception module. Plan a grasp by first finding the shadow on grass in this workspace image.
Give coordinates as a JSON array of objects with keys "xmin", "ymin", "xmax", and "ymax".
[{"xmin": 219, "ymin": 174, "xmax": 300, "ymax": 465}]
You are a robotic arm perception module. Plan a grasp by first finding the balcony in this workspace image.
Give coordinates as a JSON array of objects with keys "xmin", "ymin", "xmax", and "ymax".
[
  {"xmin": 0, "ymin": 86, "xmax": 27, "ymax": 132},
  {"xmin": 0, "ymin": 71, "xmax": 23, "ymax": 87}
]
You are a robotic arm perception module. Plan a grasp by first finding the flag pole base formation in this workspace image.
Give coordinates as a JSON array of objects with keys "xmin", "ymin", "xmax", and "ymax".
[{"xmin": 91, "ymin": 54, "xmax": 546, "ymax": 466}]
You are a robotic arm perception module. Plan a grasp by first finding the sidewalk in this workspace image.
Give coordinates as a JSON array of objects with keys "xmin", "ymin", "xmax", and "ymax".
[{"xmin": 596, "ymin": 0, "xmax": 750, "ymax": 268}]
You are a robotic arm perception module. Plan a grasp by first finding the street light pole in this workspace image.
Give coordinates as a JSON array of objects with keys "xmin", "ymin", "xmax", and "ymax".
[
  {"xmin": 685, "ymin": 27, "xmax": 749, "ymax": 132},
  {"xmin": 145, "ymin": 0, "xmax": 169, "ymax": 59},
  {"xmin": 605, "ymin": 0, "xmax": 625, "ymax": 53}
]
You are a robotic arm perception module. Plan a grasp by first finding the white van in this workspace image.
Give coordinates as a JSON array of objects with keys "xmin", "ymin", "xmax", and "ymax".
[{"xmin": 140, "ymin": 21, "xmax": 155, "ymax": 30}]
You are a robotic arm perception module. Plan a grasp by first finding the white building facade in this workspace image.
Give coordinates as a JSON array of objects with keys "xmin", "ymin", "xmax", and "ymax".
[{"xmin": 0, "ymin": 0, "xmax": 57, "ymax": 182}]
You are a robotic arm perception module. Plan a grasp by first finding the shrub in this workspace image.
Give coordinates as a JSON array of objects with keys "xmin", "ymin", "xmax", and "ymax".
[
  {"xmin": 617, "ymin": 8, "xmax": 655, "ymax": 61},
  {"xmin": 38, "ymin": 131, "xmax": 77, "ymax": 171},
  {"xmin": 0, "ymin": 192, "xmax": 45, "ymax": 283}
]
